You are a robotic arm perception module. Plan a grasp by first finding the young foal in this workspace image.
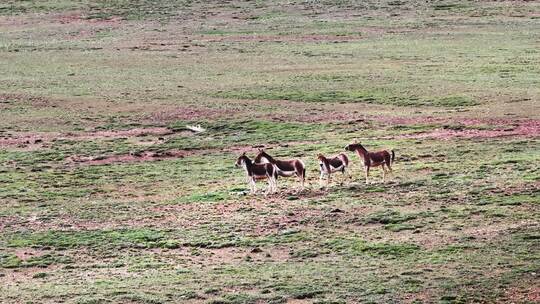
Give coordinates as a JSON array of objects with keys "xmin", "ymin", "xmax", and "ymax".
[
  {"xmin": 254, "ymin": 149, "xmax": 306, "ymax": 189},
  {"xmin": 317, "ymin": 153, "xmax": 350, "ymax": 187},
  {"xmin": 345, "ymin": 142, "xmax": 394, "ymax": 184},
  {"xmin": 235, "ymin": 152, "xmax": 278, "ymax": 194}
]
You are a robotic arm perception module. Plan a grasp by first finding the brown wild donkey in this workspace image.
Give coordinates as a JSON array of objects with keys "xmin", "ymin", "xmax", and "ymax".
[
  {"xmin": 254, "ymin": 149, "xmax": 306, "ymax": 190},
  {"xmin": 235, "ymin": 152, "xmax": 278, "ymax": 194},
  {"xmin": 317, "ymin": 153, "xmax": 350, "ymax": 187},
  {"xmin": 345, "ymin": 141, "xmax": 394, "ymax": 184}
]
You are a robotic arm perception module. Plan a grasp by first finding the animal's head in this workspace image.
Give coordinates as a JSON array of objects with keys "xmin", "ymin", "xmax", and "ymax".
[
  {"xmin": 345, "ymin": 140, "xmax": 363, "ymax": 151},
  {"xmin": 317, "ymin": 153, "xmax": 325, "ymax": 161},
  {"xmin": 235, "ymin": 152, "xmax": 249, "ymax": 167},
  {"xmin": 254, "ymin": 148, "xmax": 268, "ymax": 163}
]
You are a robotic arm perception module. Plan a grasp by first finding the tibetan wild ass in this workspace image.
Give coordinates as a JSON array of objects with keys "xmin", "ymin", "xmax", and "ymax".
[
  {"xmin": 236, "ymin": 152, "xmax": 278, "ymax": 194},
  {"xmin": 345, "ymin": 141, "xmax": 394, "ymax": 183},
  {"xmin": 317, "ymin": 153, "xmax": 350, "ymax": 187},
  {"xmin": 254, "ymin": 149, "xmax": 306, "ymax": 190}
]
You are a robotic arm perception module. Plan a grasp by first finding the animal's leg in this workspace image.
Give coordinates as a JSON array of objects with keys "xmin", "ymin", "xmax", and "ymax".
[
  {"xmin": 266, "ymin": 178, "xmax": 273, "ymax": 195},
  {"xmin": 344, "ymin": 167, "xmax": 352, "ymax": 183},
  {"xmin": 340, "ymin": 168, "xmax": 347, "ymax": 185},
  {"xmin": 302, "ymin": 168, "xmax": 306, "ymax": 190},
  {"xmin": 381, "ymin": 166, "xmax": 386, "ymax": 183},
  {"xmin": 327, "ymin": 173, "xmax": 331, "ymax": 187},
  {"xmin": 268, "ymin": 174, "xmax": 274, "ymax": 193},
  {"xmin": 267, "ymin": 172, "xmax": 276, "ymax": 193},
  {"xmin": 365, "ymin": 166, "xmax": 370, "ymax": 184},
  {"xmin": 297, "ymin": 173, "xmax": 304, "ymax": 192},
  {"xmin": 251, "ymin": 178, "xmax": 257, "ymax": 194}
]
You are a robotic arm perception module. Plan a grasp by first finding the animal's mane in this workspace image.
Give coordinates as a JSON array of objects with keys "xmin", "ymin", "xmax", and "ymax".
[
  {"xmin": 242, "ymin": 155, "xmax": 253, "ymax": 166},
  {"xmin": 255, "ymin": 150, "xmax": 273, "ymax": 162}
]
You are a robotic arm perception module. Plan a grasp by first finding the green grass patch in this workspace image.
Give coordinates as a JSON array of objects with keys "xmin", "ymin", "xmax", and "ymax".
[
  {"xmin": 0, "ymin": 252, "xmax": 72, "ymax": 268},
  {"xmin": 325, "ymin": 238, "xmax": 420, "ymax": 257},
  {"xmin": 215, "ymin": 88, "xmax": 478, "ymax": 107},
  {"xmin": 7, "ymin": 229, "xmax": 168, "ymax": 250},
  {"xmin": 365, "ymin": 209, "xmax": 418, "ymax": 225}
]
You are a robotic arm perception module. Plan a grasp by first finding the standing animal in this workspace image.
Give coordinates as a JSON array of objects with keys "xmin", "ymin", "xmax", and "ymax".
[
  {"xmin": 345, "ymin": 141, "xmax": 394, "ymax": 184},
  {"xmin": 235, "ymin": 152, "xmax": 278, "ymax": 194},
  {"xmin": 254, "ymin": 149, "xmax": 306, "ymax": 190},
  {"xmin": 317, "ymin": 153, "xmax": 350, "ymax": 187}
]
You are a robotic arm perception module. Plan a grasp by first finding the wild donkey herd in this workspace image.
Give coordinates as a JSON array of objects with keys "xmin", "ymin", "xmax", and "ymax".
[{"xmin": 235, "ymin": 141, "xmax": 395, "ymax": 194}]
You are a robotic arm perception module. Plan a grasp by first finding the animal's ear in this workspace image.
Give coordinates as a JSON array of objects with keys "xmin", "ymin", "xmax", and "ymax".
[{"xmin": 242, "ymin": 151, "xmax": 246, "ymax": 156}]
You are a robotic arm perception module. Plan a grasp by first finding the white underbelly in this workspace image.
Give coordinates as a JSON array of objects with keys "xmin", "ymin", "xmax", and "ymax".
[
  {"xmin": 330, "ymin": 165, "xmax": 344, "ymax": 173},
  {"xmin": 278, "ymin": 170, "xmax": 296, "ymax": 177},
  {"xmin": 320, "ymin": 164, "xmax": 343, "ymax": 174}
]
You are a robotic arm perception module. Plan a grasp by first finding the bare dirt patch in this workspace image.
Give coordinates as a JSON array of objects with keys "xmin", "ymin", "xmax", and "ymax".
[
  {"xmin": 13, "ymin": 248, "xmax": 48, "ymax": 261},
  {"xmin": 66, "ymin": 149, "xmax": 196, "ymax": 166},
  {"xmin": 462, "ymin": 220, "xmax": 539, "ymax": 242},
  {"xmin": 502, "ymin": 283, "xmax": 540, "ymax": 304},
  {"xmin": 286, "ymin": 300, "xmax": 313, "ymax": 304},
  {"xmin": 193, "ymin": 246, "xmax": 290, "ymax": 265},
  {"xmin": 65, "ymin": 141, "xmax": 314, "ymax": 166},
  {"xmin": 402, "ymin": 290, "xmax": 434, "ymax": 304},
  {"xmin": 0, "ymin": 133, "xmax": 51, "ymax": 148},
  {"xmin": 374, "ymin": 115, "xmax": 537, "ymax": 128},
  {"xmin": 199, "ymin": 33, "xmax": 362, "ymax": 43},
  {"xmin": 55, "ymin": 12, "xmax": 123, "ymax": 26},
  {"xmin": 148, "ymin": 107, "xmax": 237, "ymax": 123},
  {"xmin": 0, "ymin": 265, "xmax": 60, "ymax": 288},
  {"xmin": 0, "ymin": 127, "xmax": 174, "ymax": 149},
  {"xmin": 489, "ymin": 181, "xmax": 540, "ymax": 196},
  {"xmin": 400, "ymin": 120, "xmax": 540, "ymax": 140},
  {"xmin": 271, "ymin": 109, "xmax": 370, "ymax": 124},
  {"xmin": 251, "ymin": 206, "xmax": 325, "ymax": 235},
  {"xmin": 0, "ymin": 93, "xmax": 52, "ymax": 108},
  {"xmin": 70, "ymin": 127, "xmax": 174, "ymax": 140}
]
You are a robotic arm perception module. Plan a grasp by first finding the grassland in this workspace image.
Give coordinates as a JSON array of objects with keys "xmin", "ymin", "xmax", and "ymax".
[{"xmin": 0, "ymin": 1, "xmax": 539, "ymax": 303}]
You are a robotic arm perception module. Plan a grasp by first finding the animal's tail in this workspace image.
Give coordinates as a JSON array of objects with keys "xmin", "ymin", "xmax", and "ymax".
[
  {"xmin": 303, "ymin": 167, "xmax": 306, "ymax": 182},
  {"xmin": 391, "ymin": 150, "xmax": 395, "ymax": 164}
]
